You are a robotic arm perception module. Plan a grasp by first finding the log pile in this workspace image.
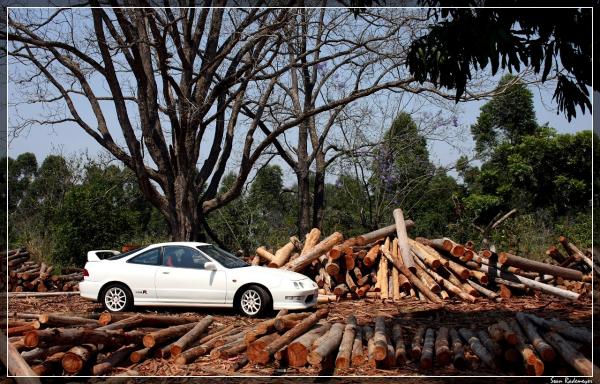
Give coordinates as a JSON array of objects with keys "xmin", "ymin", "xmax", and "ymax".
[
  {"xmin": 250, "ymin": 210, "xmax": 593, "ymax": 303},
  {"xmin": 5, "ymin": 248, "xmax": 83, "ymax": 292},
  {"xmin": 7, "ymin": 308, "xmax": 591, "ymax": 376}
]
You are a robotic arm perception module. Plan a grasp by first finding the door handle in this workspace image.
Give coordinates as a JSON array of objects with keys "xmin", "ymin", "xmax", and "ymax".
[{"xmin": 162, "ymin": 271, "xmax": 170, "ymax": 274}]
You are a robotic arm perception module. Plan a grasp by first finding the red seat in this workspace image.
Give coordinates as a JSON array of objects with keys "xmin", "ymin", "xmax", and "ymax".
[{"xmin": 166, "ymin": 255, "xmax": 174, "ymax": 266}]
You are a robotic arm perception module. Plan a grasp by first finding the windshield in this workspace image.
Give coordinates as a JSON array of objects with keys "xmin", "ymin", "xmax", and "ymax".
[
  {"xmin": 197, "ymin": 245, "xmax": 249, "ymax": 269},
  {"xmin": 107, "ymin": 246, "xmax": 148, "ymax": 260}
]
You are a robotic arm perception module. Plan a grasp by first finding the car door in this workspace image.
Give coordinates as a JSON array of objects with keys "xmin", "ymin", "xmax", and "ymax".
[
  {"xmin": 154, "ymin": 245, "xmax": 227, "ymax": 304},
  {"xmin": 123, "ymin": 247, "xmax": 161, "ymax": 302}
]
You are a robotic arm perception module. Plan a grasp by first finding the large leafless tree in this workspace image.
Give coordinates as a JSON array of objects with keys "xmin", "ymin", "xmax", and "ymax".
[{"xmin": 5, "ymin": 5, "xmax": 520, "ymax": 240}]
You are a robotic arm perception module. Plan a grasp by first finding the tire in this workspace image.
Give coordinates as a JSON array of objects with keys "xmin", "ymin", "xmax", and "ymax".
[
  {"xmin": 236, "ymin": 285, "xmax": 271, "ymax": 317},
  {"xmin": 101, "ymin": 283, "xmax": 133, "ymax": 312}
]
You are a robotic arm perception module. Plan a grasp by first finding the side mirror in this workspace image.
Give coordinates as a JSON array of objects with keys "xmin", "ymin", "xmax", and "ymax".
[{"xmin": 204, "ymin": 262, "xmax": 217, "ymax": 271}]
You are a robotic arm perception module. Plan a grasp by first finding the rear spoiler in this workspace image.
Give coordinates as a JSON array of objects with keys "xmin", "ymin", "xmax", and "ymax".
[{"xmin": 87, "ymin": 250, "xmax": 120, "ymax": 262}]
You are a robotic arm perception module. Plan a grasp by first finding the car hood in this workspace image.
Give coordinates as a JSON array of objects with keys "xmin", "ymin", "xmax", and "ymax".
[{"xmin": 231, "ymin": 266, "xmax": 313, "ymax": 282}]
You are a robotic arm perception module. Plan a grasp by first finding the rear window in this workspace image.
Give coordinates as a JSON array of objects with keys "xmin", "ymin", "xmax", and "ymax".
[{"xmin": 107, "ymin": 246, "xmax": 149, "ymax": 260}]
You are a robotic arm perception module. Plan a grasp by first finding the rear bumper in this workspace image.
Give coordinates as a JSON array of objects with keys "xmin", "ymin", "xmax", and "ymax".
[
  {"xmin": 272, "ymin": 288, "xmax": 318, "ymax": 310},
  {"xmin": 78, "ymin": 280, "xmax": 102, "ymax": 301}
]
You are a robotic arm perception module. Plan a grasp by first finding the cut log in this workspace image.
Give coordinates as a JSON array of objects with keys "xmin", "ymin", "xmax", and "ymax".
[
  {"xmin": 130, "ymin": 346, "xmax": 153, "ymax": 363},
  {"xmin": 251, "ymin": 308, "xmax": 329, "ymax": 364},
  {"xmin": 256, "ymin": 247, "xmax": 275, "ymax": 263},
  {"xmin": 419, "ymin": 328, "xmax": 435, "ymax": 369},
  {"xmin": 6, "ymin": 337, "xmax": 39, "ymax": 377},
  {"xmin": 62, "ymin": 343, "xmax": 99, "ymax": 374},
  {"xmin": 344, "ymin": 252, "xmax": 355, "ymax": 270},
  {"xmin": 363, "ymin": 244, "xmax": 381, "ymax": 267},
  {"xmin": 381, "ymin": 245, "xmax": 443, "ymax": 303},
  {"xmin": 411, "ymin": 326, "xmax": 426, "ymax": 359},
  {"xmin": 283, "ymin": 232, "xmax": 343, "ymax": 272},
  {"xmin": 515, "ymin": 313, "xmax": 556, "ymax": 362},
  {"xmin": 435, "ymin": 327, "xmax": 451, "ymax": 366},
  {"xmin": 8, "ymin": 322, "xmax": 41, "ymax": 337},
  {"xmin": 38, "ymin": 314, "xmax": 99, "ymax": 327},
  {"xmin": 409, "ymin": 239, "xmax": 442, "ymax": 269},
  {"xmin": 350, "ymin": 325, "xmax": 364, "ymax": 367},
  {"xmin": 345, "ymin": 270, "xmax": 358, "ymax": 293},
  {"xmin": 391, "ymin": 322, "xmax": 407, "ymax": 365},
  {"xmin": 498, "ymin": 284, "xmax": 512, "ymax": 299},
  {"xmin": 24, "ymin": 328, "xmax": 143, "ymax": 348},
  {"xmin": 496, "ymin": 320, "xmax": 519, "ymax": 345},
  {"xmin": 498, "ymin": 252, "xmax": 584, "ymax": 281},
  {"xmin": 287, "ymin": 323, "xmax": 331, "ymax": 367},
  {"xmin": 269, "ymin": 237, "xmax": 300, "ymax": 268},
  {"xmin": 31, "ymin": 352, "xmax": 64, "ymax": 376},
  {"xmin": 143, "ymin": 322, "xmax": 198, "ymax": 348},
  {"xmin": 98, "ymin": 312, "xmax": 199, "ymax": 327},
  {"xmin": 21, "ymin": 345, "xmax": 71, "ymax": 364},
  {"xmin": 301, "ymin": 228, "xmax": 321, "ymax": 256},
  {"xmin": 333, "ymin": 284, "xmax": 348, "ymax": 296},
  {"xmin": 487, "ymin": 323, "xmax": 504, "ymax": 342},
  {"xmin": 477, "ymin": 264, "xmax": 580, "ymax": 301},
  {"xmin": 335, "ymin": 315, "xmax": 357, "ymax": 368},
  {"xmin": 246, "ymin": 333, "xmax": 280, "ymax": 361},
  {"xmin": 449, "ymin": 328, "xmax": 467, "ymax": 370},
  {"xmin": 559, "ymin": 236, "xmax": 593, "ymax": 269},
  {"xmin": 413, "ymin": 260, "xmax": 441, "ymax": 294},
  {"xmin": 363, "ymin": 325, "xmax": 376, "ymax": 368},
  {"xmin": 391, "ymin": 264, "xmax": 401, "ymax": 301},
  {"xmin": 458, "ymin": 328, "xmax": 496, "ymax": 369},
  {"xmin": 467, "ymin": 280, "xmax": 501, "ymax": 301},
  {"xmin": 443, "ymin": 258, "xmax": 471, "ymax": 280},
  {"xmin": 356, "ymin": 221, "xmax": 414, "ymax": 246},
  {"xmin": 546, "ymin": 246, "xmax": 567, "ymax": 264},
  {"xmin": 307, "ymin": 322, "xmax": 345, "ymax": 366},
  {"xmin": 477, "ymin": 330, "xmax": 502, "ymax": 357},
  {"xmin": 92, "ymin": 344, "xmax": 137, "ymax": 375},
  {"xmin": 508, "ymin": 318, "xmax": 544, "ymax": 375},
  {"xmin": 414, "ymin": 257, "xmax": 476, "ymax": 303},
  {"xmin": 524, "ymin": 314, "xmax": 591, "ymax": 344},
  {"xmin": 96, "ymin": 315, "xmax": 143, "ymax": 331},
  {"xmin": 393, "ymin": 208, "xmax": 416, "ymax": 271},
  {"xmin": 373, "ymin": 316, "xmax": 388, "ymax": 361},
  {"xmin": 378, "ymin": 241, "xmax": 389, "ymax": 300},
  {"xmin": 542, "ymin": 330, "xmax": 592, "ymax": 376},
  {"xmin": 170, "ymin": 315, "xmax": 214, "ymax": 356}
]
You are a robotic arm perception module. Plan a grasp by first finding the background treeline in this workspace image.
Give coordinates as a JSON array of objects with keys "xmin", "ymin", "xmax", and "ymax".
[{"xmin": 5, "ymin": 76, "xmax": 596, "ymax": 268}]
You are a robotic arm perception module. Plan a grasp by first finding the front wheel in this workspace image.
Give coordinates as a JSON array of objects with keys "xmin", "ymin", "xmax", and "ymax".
[
  {"xmin": 101, "ymin": 283, "xmax": 133, "ymax": 312},
  {"xmin": 236, "ymin": 285, "xmax": 271, "ymax": 317}
]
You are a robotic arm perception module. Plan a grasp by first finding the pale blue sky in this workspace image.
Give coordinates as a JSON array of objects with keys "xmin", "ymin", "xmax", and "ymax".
[{"xmin": 8, "ymin": 78, "xmax": 592, "ymax": 184}]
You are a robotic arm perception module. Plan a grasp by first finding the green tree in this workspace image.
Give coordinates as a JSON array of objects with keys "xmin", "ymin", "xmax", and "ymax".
[{"xmin": 471, "ymin": 75, "xmax": 537, "ymax": 158}]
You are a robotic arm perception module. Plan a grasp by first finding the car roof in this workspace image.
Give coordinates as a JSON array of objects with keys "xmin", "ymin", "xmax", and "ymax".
[{"xmin": 150, "ymin": 241, "xmax": 212, "ymax": 247}]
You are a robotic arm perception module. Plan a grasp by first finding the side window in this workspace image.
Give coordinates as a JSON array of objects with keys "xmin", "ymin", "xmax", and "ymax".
[
  {"xmin": 128, "ymin": 248, "xmax": 161, "ymax": 265},
  {"xmin": 162, "ymin": 246, "xmax": 209, "ymax": 269}
]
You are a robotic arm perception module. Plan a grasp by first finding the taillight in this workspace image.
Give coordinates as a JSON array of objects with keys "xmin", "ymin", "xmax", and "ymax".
[{"xmin": 83, "ymin": 269, "xmax": 89, "ymax": 277}]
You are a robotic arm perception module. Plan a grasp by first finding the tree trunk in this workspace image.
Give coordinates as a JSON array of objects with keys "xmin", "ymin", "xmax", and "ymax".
[
  {"xmin": 435, "ymin": 327, "xmax": 451, "ymax": 366},
  {"xmin": 449, "ymin": 328, "xmax": 467, "ymax": 370},
  {"xmin": 296, "ymin": 166, "xmax": 311, "ymax": 237},
  {"xmin": 61, "ymin": 344, "xmax": 99, "ymax": 374},
  {"xmin": 312, "ymin": 152, "xmax": 326, "ymax": 230},
  {"xmin": 350, "ymin": 326, "xmax": 364, "ymax": 367},
  {"xmin": 515, "ymin": 313, "xmax": 556, "ymax": 362},
  {"xmin": 392, "ymin": 323, "xmax": 407, "ymax": 365},
  {"xmin": 458, "ymin": 328, "xmax": 496, "ymax": 369},
  {"xmin": 373, "ymin": 316, "xmax": 388, "ymax": 361}
]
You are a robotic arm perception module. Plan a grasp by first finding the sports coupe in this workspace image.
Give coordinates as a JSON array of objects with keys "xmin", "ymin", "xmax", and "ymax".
[{"xmin": 79, "ymin": 242, "xmax": 318, "ymax": 317}]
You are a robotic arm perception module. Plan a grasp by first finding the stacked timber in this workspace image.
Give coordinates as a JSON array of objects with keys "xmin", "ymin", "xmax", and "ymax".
[
  {"xmin": 252, "ymin": 209, "xmax": 592, "ymax": 303},
  {"xmin": 6, "ymin": 310, "xmax": 591, "ymax": 376},
  {"xmin": 5, "ymin": 248, "xmax": 83, "ymax": 292}
]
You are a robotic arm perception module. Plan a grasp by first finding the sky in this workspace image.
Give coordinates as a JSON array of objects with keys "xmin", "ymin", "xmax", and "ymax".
[{"xmin": 7, "ymin": 78, "xmax": 592, "ymax": 186}]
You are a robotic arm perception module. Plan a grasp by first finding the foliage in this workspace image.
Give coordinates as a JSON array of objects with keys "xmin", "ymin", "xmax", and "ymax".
[
  {"xmin": 470, "ymin": 75, "xmax": 537, "ymax": 158},
  {"xmin": 406, "ymin": 4, "xmax": 592, "ymax": 121}
]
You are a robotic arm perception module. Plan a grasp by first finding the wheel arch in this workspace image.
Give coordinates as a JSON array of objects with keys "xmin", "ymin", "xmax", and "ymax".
[
  {"xmin": 233, "ymin": 283, "xmax": 273, "ymax": 310},
  {"xmin": 98, "ymin": 281, "xmax": 134, "ymax": 304}
]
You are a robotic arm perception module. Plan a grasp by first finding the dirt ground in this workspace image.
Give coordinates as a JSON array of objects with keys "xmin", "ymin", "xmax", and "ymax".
[{"xmin": 7, "ymin": 293, "xmax": 595, "ymax": 377}]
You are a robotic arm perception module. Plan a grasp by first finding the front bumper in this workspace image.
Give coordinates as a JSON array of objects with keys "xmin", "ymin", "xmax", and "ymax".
[
  {"xmin": 272, "ymin": 287, "xmax": 318, "ymax": 310},
  {"xmin": 78, "ymin": 280, "xmax": 102, "ymax": 301}
]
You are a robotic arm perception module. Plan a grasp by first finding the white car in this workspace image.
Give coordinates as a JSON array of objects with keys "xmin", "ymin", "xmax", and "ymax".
[{"xmin": 79, "ymin": 242, "xmax": 318, "ymax": 317}]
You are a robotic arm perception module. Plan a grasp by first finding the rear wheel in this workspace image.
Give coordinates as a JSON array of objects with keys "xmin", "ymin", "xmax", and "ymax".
[
  {"xmin": 101, "ymin": 283, "xmax": 133, "ymax": 312},
  {"xmin": 236, "ymin": 285, "xmax": 271, "ymax": 317}
]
